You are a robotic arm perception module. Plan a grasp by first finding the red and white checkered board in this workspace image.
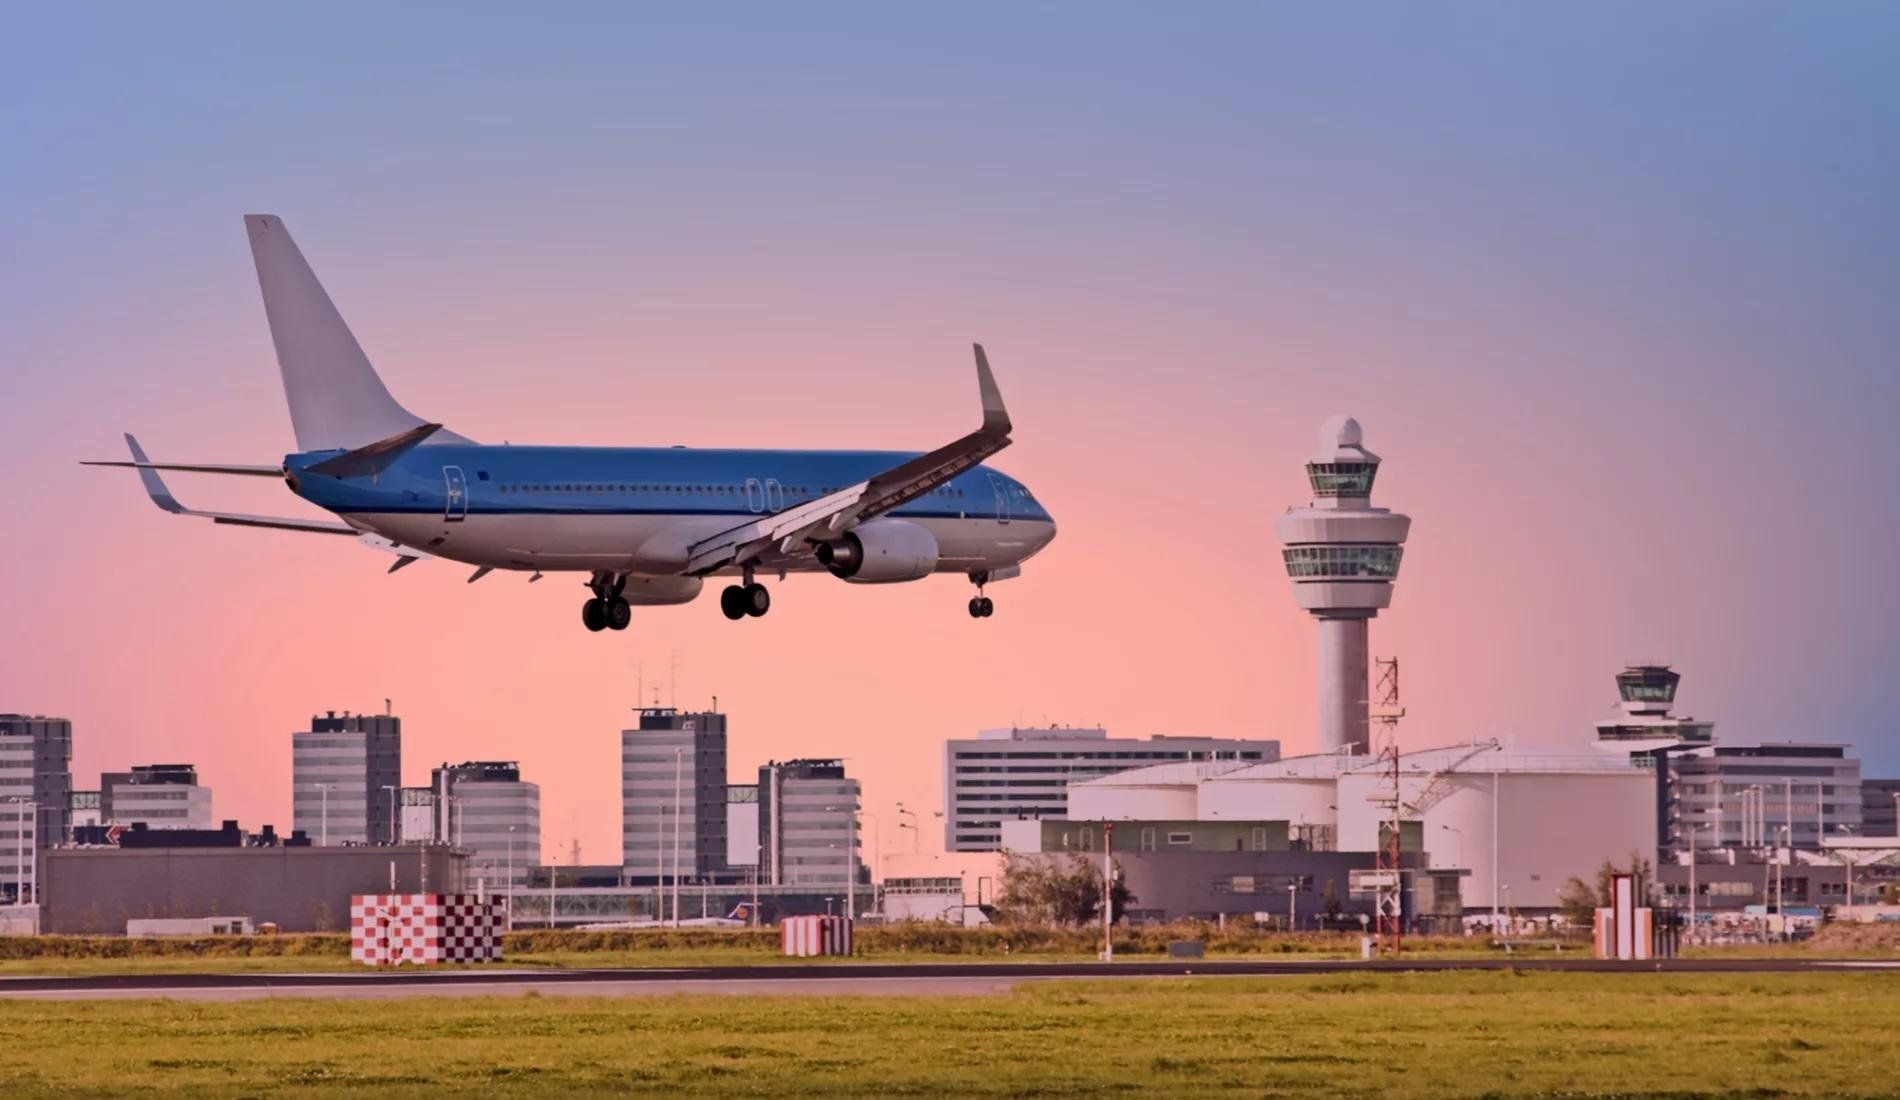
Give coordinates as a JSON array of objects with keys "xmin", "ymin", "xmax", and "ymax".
[{"xmin": 350, "ymin": 894, "xmax": 503, "ymax": 966}]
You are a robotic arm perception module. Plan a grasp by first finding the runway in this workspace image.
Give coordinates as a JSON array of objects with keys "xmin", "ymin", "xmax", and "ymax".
[{"xmin": 1, "ymin": 956, "xmax": 1889, "ymax": 1002}]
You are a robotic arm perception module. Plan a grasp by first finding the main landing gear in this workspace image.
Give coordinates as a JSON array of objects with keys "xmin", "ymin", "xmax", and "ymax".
[
  {"xmin": 721, "ymin": 568, "xmax": 771, "ymax": 621},
  {"xmin": 968, "ymin": 570, "xmax": 995, "ymax": 618},
  {"xmin": 582, "ymin": 573, "xmax": 632, "ymax": 633}
]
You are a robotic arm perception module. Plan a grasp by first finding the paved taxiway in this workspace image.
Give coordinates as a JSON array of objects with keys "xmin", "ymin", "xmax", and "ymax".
[{"xmin": 1, "ymin": 957, "xmax": 1891, "ymax": 1002}]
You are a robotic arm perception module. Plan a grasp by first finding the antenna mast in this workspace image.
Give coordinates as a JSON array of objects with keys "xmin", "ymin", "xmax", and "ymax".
[{"xmin": 1371, "ymin": 656, "xmax": 1405, "ymax": 956}]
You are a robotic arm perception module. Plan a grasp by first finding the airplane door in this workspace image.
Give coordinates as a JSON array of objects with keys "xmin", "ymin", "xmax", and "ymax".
[
  {"xmin": 764, "ymin": 478, "xmax": 785, "ymax": 511},
  {"xmin": 986, "ymin": 472, "xmax": 1011, "ymax": 524},
  {"xmin": 744, "ymin": 478, "xmax": 764, "ymax": 513},
  {"xmin": 443, "ymin": 466, "xmax": 468, "ymax": 522}
]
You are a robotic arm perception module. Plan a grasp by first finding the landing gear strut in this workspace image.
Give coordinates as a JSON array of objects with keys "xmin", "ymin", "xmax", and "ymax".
[
  {"xmin": 583, "ymin": 573, "xmax": 632, "ymax": 633},
  {"xmin": 721, "ymin": 567, "xmax": 771, "ymax": 620},
  {"xmin": 968, "ymin": 570, "xmax": 995, "ymax": 618}
]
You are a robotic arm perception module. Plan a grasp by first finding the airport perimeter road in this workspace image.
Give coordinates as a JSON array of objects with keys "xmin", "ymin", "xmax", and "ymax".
[{"xmin": 1, "ymin": 957, "xmax": 1893, "ymax": 1001}]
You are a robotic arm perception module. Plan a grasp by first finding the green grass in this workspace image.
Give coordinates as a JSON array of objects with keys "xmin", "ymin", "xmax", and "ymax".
[{"xmin": 0, "ymin": 972, "xmax": 1895, "ymax": 1096}]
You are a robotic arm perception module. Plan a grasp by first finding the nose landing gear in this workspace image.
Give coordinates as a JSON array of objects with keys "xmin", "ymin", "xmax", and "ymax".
[{"xmin": 968, "ymin": 569, "xmax": 995, "ymax": 618}]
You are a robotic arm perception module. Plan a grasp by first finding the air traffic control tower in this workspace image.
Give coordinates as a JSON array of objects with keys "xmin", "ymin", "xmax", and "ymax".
[{"xmin": 1274, "ymin": 416, "xmax": 1411, "ymax": 754}]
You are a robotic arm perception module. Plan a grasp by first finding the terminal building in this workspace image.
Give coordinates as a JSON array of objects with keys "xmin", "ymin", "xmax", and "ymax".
[{"xmin": 941, "ymin": 726, "xmax": 1279, "ymax": 851}]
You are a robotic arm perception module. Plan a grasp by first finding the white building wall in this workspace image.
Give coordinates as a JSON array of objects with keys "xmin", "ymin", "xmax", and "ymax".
[
  {"xmin": 1067, "ymin": 782, "xmax": 1200, "ymax": 821},
  {"xmin": 456, "ymin": 781, "xmax": 540, "ymax": 887},
  {"xmin": 726, "ymin": 799, "xmax": 759, "ymax": 868}
]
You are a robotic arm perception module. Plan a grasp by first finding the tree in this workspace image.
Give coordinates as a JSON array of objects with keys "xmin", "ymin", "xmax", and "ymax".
[
  {"xmin": 1561, "ymin": 852, "xmax": 1656, "ymax": 926},
  {"xmin": 994, "ymin": 851, "xmax": 1135, "ymax": 927}
]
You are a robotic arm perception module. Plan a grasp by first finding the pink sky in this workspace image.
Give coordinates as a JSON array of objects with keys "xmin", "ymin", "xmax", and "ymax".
[{"xmin": 4, "ymin": 6, "xmax": 1897, "ymax": 866}]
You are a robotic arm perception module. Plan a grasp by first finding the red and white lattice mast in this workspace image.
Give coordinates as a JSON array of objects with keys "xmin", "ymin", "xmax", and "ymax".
[{"xmin": 1371, "ymin": 657, "xmax": 1405, "ymax": 955}]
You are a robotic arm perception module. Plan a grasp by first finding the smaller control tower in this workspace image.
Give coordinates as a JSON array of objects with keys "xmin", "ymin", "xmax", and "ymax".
[
  {"xmin": 1593, "ymin": 664, "xmax": 1715, "ymax": 752},
  {"xmin": 1274, "ymin": 416, "xmax": 1411, "ymax": 755}
]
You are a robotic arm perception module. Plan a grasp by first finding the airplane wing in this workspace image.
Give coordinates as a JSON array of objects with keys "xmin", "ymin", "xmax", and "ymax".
[
  {"xmin": 97, "ymin": 434, "xmax": 357, "ymax": 536},
  {"xmin": 685, "ymin": 344, "xmax": 1013, "ymax": 575}
]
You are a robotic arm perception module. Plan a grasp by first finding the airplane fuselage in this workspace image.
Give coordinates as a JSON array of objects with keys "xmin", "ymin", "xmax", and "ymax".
[{"xmin": 287, "ymin": 444, "xmax": 1056, "ymax": 577}]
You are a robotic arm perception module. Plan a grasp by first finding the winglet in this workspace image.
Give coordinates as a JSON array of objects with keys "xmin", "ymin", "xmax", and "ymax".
[
  {"xmin": 123, "ymin": 434, "xmax": 187, "ymax": 514},
  {"xmin": 974, "ymin": 344, "xmax": 1011, "ymax": 436}
]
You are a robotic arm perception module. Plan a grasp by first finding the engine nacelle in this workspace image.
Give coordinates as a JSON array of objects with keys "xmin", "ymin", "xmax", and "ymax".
[
  {"xmin": 815, "ymin": 519, "xmax": 939, "ymax": 584},
  {"xmin": 620, "ymin": 575, "xmax": 704, "ymax": 605}
]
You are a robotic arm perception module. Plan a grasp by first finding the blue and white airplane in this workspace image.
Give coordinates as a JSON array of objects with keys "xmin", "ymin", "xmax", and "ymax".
[{"xmin": 87, "ymin": 216, "xmax": 1056, "ymax": 632}]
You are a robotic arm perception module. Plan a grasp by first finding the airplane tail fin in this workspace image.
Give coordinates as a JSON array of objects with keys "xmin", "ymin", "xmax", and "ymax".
[{"xmin": 244, "ymin": 215, "xmax": 469, "ymax": 452}]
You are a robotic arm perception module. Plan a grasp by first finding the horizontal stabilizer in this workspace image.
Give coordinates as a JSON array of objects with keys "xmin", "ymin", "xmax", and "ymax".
[
  {"xmin": 79, "ymin": 460, "xmax": 284, "ymax": 477},
  {"xmin": 102, "ymin": 434, "xmax": 355, "ymax": 536},
  {"xmin": 306, "ymin": 422, "xmax": 443, "ymax": 478}
]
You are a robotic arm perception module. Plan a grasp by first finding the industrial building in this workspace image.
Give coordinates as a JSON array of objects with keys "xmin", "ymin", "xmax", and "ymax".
[
  {"xmin": 941, "ymin": 726, "xmax": 1279, "ymax": 851},
  {"xmin": 621, "ymin": 707, "xmax": 728, "ymax": 881},
  {"xmin": 1273, "ymin": 416, "xmax": 1410, "ymax": 755},
  {"xmin": 0, "ymin": 714, "xmax": 72, "ymax": 903},
  {"xmin": 430, "ymin": 761, "xmax": 540, "ymax": 886},
  {"xmin": 42, "ymin": 833, "xmax": 468, "ymax": 934},
  {"xmin": 1063, "ymin": 744, "xmax": 1657, "ymax": 914},
  {"xmin": 101, "ymin": 764, "xmax": 213, "ymax": 830},
  {"xmin": 760, "ymin": 759, "xmax": 860, "ymax": 889},
  {"xmin": 290, "ymin": 710, "xmax": 401, "ymax": 845}
]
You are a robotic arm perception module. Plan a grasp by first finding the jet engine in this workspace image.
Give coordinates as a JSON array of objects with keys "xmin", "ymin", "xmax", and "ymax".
[{"xmin": 814, "ymin": 519, "xmax": 939, "ymax": 584}]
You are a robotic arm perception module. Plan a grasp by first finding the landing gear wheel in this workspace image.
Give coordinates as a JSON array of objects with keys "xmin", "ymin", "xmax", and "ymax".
[
  {"xmin": 979, "ymin": 596, "xmax": 994, "ymax": 617},
  {"xmin": 606, "ymin": 598, "xmax": 632, "ymax": 631},
  {"xmin": 721, "ymin": 585, "xmax": 748, "ymax": 621},
  {"xmin": 744, "ymin": 583, "xmax": 771, "ymax": 618},
  {"xmin": 582, "ymin": 598, "xmax": 609, "ymax": 632},
  {"xmin": 969, "ymin": 597, "xmax": 984, "ymax": 619}
]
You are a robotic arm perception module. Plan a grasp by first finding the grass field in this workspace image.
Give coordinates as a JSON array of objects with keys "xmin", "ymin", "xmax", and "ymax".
[{"xmin": 0, "ymin": 972, "xmax": 1895, "ymax": 1096}]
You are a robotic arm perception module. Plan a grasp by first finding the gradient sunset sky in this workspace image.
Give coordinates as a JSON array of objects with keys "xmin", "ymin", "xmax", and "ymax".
[{"xmin": 4, "ymin": 4, "xmax": 1898, "ymax": 864}]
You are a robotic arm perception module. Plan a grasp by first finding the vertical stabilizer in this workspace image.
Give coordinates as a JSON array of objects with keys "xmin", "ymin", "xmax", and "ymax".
[{"xmin": 245, "ymin": 215, "xmax": 467, "ymax": 451}]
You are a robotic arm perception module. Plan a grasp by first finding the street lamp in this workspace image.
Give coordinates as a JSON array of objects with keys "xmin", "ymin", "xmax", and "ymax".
[
  {"xmin": 824, "ymin": 803, "xmax": 861, "ymax": 923},
  {"xmin": 315, "ymin": 783, "xmax": 336, "ymax": 846},
  {"xmin": 896, "ymin": 803, "xmax": 919, "ymax": 853},
  {"xmin": 506, "ymin": 826, "xmax": 517, "ymax": 931},
  {"xmin": 672, "ymin": 747, "xmax": 683, "ymax": 930},
  {"xmin": 1686, "ymin": 822, "xmax": 1713, "ymax": 935},
  {"xmin": 1287, "ymin": 881, "xmax": 1298, "ymax": 932}
]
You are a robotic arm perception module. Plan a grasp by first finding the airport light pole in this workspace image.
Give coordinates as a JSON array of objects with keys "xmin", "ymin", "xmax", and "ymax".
[
  {"xmin": 1686, "ymin": 822, "xmax": 1712, "ymax": 935},
  {"xmin": 316, "ymin": 783, "xmax": 335, "ymax": 846},
  {"xmin": 506, "ymin": 826, "xmax": 516, "ymax": 932},
  {"xmin": 672, "ymin": 747, "xmax": 683, "ymax": 929},
  {"xmin": 897, "ymin": 803, "xmax": 919, "ymax": 853},
  {"xmin": 1101, "ymin": 821, "xmax": 1115, "ymax": 962},
  {"xmin": 1288, "ymin": 881, "xmax": 1298, "ymax": 932}
]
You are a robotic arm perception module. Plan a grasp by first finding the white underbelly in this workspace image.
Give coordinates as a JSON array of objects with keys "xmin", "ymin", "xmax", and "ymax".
[{"xmin": 349, "ymin": 512, "xmax": 1055, "ymax": 575}]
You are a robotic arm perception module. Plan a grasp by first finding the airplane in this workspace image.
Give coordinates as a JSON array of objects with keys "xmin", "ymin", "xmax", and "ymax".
[{"xmin": 86, "ymin": 215, "xmax": 1057, "ymax": 633}]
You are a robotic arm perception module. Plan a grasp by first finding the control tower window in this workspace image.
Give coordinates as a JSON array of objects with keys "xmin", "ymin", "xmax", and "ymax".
[
  {"xmin": 1282, "ymin": 545, "xmax": 1403, "ymax": 579},
  {"xmin": 1616, "ymin": 667, "xmax": 1680, "ymax": 704},
  {"xmin": 1306, "ymin": 462, "xmax": 1377, "ymax": 497}
]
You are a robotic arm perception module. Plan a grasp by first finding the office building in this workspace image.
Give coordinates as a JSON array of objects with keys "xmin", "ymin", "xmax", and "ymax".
[
  {"xmin": 942, "ymin": 726, "xmax": 1279, "ymax": 851},
  {"xmin": 760, "ymin": 759, "xmax": 859, "ymax": 889},
  {"xmin": 0, "ymin": 714, "xmax": 73, "ymax": 903},
  {"xmin": 102, "ymin": 764, "xmax": 213, "ymax": 830},
  {"xmin": 1863, "ymin": 779, "xmax": 1900, "ymax": 838},
  {"xmin": 1273, "ymin": 416, "xmax": 1411, "ymax": 754},
  {"xmin": 432, "ymin": 761, "xmax": 540, "ymax": 886},
  {"xmin": 1667, "ymin": 744, "xmax": 1862, "ymax": 854},
  {"xmin": 621, "ymin": 708, "xmax": 727, "ymax": 881},
  {"xmin": 290, "ymin": 711, "xmax": 401, "ymax": 846}
]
